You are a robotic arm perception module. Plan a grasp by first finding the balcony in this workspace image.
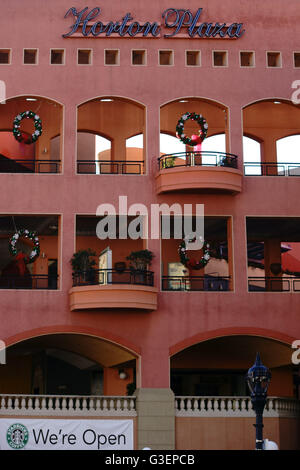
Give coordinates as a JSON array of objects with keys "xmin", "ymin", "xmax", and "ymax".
[
  {"xmin": 162, "ymin": 275, "xmax": 231, "ymax": 291},
  {"xmin": 248, "ymin": 276, "xmax": 300, "ymax": 292},
  {"xmin": 156, "ymin": 151, "xmax": 242, "ymax": 194},
  {"xmin": 69, "ymin": 269, "xmax": 157, "ymax": 311},
  {"xmin": 0, "ymin": 158, "xmax": 61, "ymax": 174},
  {"xmin": 77, "ymin": 160, "xmax": 144, "ymax": 175},
  {"xmin": 244, "ymin": 162, "xmax": 300, "ymax": 177},
  {"xmin": 0, "ymin": 273, "xmax": 58, "ymax": 290}
]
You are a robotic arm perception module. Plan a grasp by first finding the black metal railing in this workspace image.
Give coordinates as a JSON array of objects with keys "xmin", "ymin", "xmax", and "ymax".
[
  {"xmin": 0, "ymin": 274, "xmax": 58, "ymax": 289},
  {"xmin": 244, "ymin": 162, "xmax": 300, "ymax": 177},
  {"xmin": 162, "ymin": 275, "xmax": 231, "ymax": 291},
  {"xmin": 0, "ymin": 159, "xmax": 61, "ymax": 173},
  {"xmin": 158, "ymin": 152, "xmax": 238, "ymax": 171},
  {"xmin": 72, "ymin": 269, "xmax": 154, "ymax": 287},
  {"xmin": 77, "ymin": 160, "xmax": 144, "ymax": 175},
  {"xmin": 248, "ymin": 277, "xmax": 300, "ymax": 292}
]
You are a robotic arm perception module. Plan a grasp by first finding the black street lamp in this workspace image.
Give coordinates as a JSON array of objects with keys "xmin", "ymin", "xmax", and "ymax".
[{"xmin": 246, "ymin": 352, "xmax": 271, "ymax": 450}]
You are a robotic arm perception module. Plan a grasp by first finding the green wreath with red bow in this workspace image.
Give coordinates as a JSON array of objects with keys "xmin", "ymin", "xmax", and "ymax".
[
  {"xmin": 176, "ymin": 112, "xmax": 208, "ymax": 146},
  {"xmin": 13, "ymin": 111, "xmax": 42, "ymax": 144},
  {"xmin": 178, "ymin": 236, "xmax": 210, "ymax": 270},
  {"xmin": 9, "ymin": 228, "xmax": 40, "ymax": 264}
]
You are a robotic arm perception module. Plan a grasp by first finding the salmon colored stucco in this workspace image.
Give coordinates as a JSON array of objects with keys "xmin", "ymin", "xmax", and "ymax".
[{"xmin": 0, "ymin": 0, "xmax": 299, "ymax": 399}]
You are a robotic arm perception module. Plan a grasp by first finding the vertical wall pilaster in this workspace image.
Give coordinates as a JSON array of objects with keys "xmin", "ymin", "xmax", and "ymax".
[
  {"xmin": 63, "ymin": 102, "xmax": 77, "ymax": 176},
  {"xmin": 228, "ymin": 105, "xmax": 247, "ymax": 292},
  {"xmin": 146, "ymin": 102, "xmax": 160, "ymax": 178},
  {"xmin": 135, "ymin": 388, "xmax": 175, "ymax": 450},
  {"xmin": 228, "ymin": 105, "xmax": 244, "ymax": 163}
]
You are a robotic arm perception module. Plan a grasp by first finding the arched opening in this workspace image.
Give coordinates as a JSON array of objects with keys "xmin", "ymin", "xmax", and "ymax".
[
  {"xmin": 171, "ymin": 335, "xmax": 296, "ymax": 398},
  {"xmin": 159, "ymin": 98, "xmax": 233, "ymax": 169},
  {"xmin": 157, "ymin": 99, "xmax": 242, "ymax": 193},
  {"xmin": 77, "ymin": 97, "xmax": 145, "ymax": 175},
  {"xmin": 243, "ymin": 99, "xmax": 300, "ymax": 176},
  {"xmin": 0, "ymin": 96, "xmax": 63, "ymax": 173},
  {"xmin": 0, "ymin": 334, "xmax": 137, "ymax": 396}
]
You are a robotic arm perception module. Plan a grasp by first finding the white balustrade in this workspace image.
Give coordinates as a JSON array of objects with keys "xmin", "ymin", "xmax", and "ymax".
[
  {"xmin": 0, "ymin": 394, "xmax": 298, "ymax": 418},
  {"xmin": 175, "ymin": 396, "xmax": 300, "ymax": 417},
  {"xmin": 0, "ymin": 394, "xmax": 137, "ymax": 417}
]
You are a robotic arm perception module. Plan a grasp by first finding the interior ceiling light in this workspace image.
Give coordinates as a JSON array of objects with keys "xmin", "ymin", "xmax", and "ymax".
[
  {"xmin": 100, "ymin": 98, "xmax": 113, "ymax": 102},
  {"xmin": 179, "ymin": 100, "xmax": 188, "ymax": 103},
  {"xmin": 26, "ymin": 98, "xmax": 37, "ymax": 101},
  {"xmin": 273, "ymin": 101, "xmax": 281, "ymax": 104}
]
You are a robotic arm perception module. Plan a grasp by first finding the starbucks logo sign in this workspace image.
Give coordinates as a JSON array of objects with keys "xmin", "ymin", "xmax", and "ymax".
[{"xmin": 6, "ymin": 423, "xmax": 29, "ymax": 449}]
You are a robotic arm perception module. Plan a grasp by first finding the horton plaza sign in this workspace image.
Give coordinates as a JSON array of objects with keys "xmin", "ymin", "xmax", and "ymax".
[{"xmin": 63, "ymin": 7, "xmax": 245, "ymax": 39}]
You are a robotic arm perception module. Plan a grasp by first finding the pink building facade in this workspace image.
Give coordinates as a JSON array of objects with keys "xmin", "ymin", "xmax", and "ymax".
[{"xmin": 0, "ymin": 0, "xmax": 299, "ymax": 450}]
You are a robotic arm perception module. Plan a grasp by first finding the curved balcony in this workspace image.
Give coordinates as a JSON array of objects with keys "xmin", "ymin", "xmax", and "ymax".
[
  {"xmin": 156, "ymin": 151, "xmax": 242, "ymax": 194},
  {"xmin": 69, "ymin": 269, "xmax": 157, "ymax": 311}
]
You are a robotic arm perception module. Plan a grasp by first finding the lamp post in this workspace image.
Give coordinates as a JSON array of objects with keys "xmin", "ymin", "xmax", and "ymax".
[{"xmin": 246, "ymin": 352, "xmax": 271, "ymax": 450}]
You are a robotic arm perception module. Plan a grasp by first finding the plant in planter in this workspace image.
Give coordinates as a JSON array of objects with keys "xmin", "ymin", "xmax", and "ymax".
[
  {"xmin": 126, "ymin": 250, "xmax": 154, "ymax": 285},
  {"xmin": 126, "ymin": 249, "xmax": 154, "ymax": 271},
  {"xmin": 114, "ymin": 261, "xmax": 127, "ymax": 273},
  {"xmin": 162, "ymin": 156, "xmax": 176, "ymax": 169},
  {"xmin": 70, "ymin": 249, "xmax": 96, "ymax": 284},
  {"xmin": 126, "ymin": 381, "xmax": 136, "ymax": 396}
]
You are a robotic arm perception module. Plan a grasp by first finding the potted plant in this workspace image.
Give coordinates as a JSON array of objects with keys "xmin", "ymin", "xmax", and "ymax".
[
  {"xmin": 114, "ymin": 261, "xmax": 127, "ymax": 273},
  {"xmin": 70, "ymin": 249, "xmax": 96, "ymax": 284},
  {"xmin": 163, "ymin": 156, "xmax": 176, "ymax": 168},
  {"xmin": 126, "ymin": 249, "xmax": 153, "ymax": 271},
  {"xmin": 126, "ymin": 249, "xmax": 154, "ymax": 284}
]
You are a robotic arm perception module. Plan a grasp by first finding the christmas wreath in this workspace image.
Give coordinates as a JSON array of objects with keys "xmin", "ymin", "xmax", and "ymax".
[
  {"xmin": 176, "ymin": 112, "xmax": 208, "ymax": 146},
  {"xmin": 178, "ymin": 235, "xmax": 210, "ymax": 270},
  {"xmin": 9, "ymin": 229, "xmax": 40, "ymax": 263},
  {"xmin": 13, "ymin": 111, "xmax": 42, "ymax": 144}
]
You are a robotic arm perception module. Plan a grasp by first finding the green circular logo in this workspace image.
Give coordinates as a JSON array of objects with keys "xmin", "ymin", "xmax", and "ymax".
[{"xmin": 6, "ymin": 423, "xmax": 29, "ymax": 449}]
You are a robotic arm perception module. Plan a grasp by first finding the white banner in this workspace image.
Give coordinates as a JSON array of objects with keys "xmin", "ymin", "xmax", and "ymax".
[{"xmin": 0, "ymin": 418, "xmax": 134, "ymax": 450}]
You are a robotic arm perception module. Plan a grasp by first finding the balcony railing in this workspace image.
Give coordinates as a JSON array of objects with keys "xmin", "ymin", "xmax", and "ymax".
[
  {"xmin": 175, "ymin": 396, "xmax": 300, "ymax": 418},
  {"xmin": 158, "ymin": 151, "xmax": 238, "ymax": 170},
  {"xmin": 0, "ymin": 394, "xmax": 136, "ymax": 416},
  {"xmin": 0, "ymin": 394, "xmax": 298, "ymax": 419},
  {"xmin": 162, "ymin": 276, "xmax": 231, "ymax": 291},
  {"xmin": 73, "ymin": 269, "xmax": 154, "ymax": 287},
  {"xmin": 0, "ymin": 159, "xmax": 61, "ymax": 173},
  {"xmin": 77, "ymin": 160, "xmax": 144, "ymax": 175},
  {"xmin": 248, "ymin": 276, "xmax": 300, "ymax": 292},
  {"xmin": 244, "ymin": 162, "xmax": 300, "ymax": 176},
  {"xmin": 0, "ymin": 274, "xmax": 58, "ymax": 290}
]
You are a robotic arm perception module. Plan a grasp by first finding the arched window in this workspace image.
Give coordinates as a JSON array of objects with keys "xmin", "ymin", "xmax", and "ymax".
[
  {"xmin": 77, "ymin": 97, "xmax": 145, "ymax": 174},
  {"xmin": 201, "ymin": 133, "xmax": 226, "ymax": 165},
  {"xmin": 243, "ymin": 136, "xmax": 261, "ymax": 175},
  {"xmin": 77, "ymin": 132, "xmax": 111, "ymax": 174},
  {"xmin": 276, "ymin": 135, "xmax": 300, "ymax": 176}
]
